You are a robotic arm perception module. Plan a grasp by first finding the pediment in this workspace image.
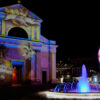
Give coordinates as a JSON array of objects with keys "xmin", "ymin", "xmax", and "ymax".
[
  {"xmin": 0, "ymin": 4, "xmax": 42, "ymax": 26},
  {"xmin": 40, "ymin": 35, "xmax": 49, "ymax": 43},
  {"xmin": 40, "ymin": 35, "xmax": 56, "ymax": 45}
]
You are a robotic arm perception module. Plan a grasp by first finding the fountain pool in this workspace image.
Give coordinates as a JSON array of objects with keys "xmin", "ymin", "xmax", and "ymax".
[{"xmin": 38, "ymin": 64, "xmax": 100, "ymax": 99}]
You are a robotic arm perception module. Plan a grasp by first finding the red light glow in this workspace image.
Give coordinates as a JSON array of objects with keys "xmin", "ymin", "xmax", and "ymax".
[{"xmin": 12, "ymin": 67, "xmax": 18, "ymax": 84}]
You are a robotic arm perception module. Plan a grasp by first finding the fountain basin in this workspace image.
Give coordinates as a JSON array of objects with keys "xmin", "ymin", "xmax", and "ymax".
[
  {"xmin": 38, "ymin": 91, "xmax": 100, "ymax": 99},
  {"xmin": 38, "ymin": 64, "xmax": 100, "ymax": 99}
]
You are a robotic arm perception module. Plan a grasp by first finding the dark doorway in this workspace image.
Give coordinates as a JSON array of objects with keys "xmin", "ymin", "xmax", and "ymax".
[
  {"xmin": 42, "ymin": 71, "xmax": 47, "ymax": 84},
  {"xmin": 12, "ymin": 65, "xmax": 23, "ymax": 84},
  {"xmin": 8, "ymin": 27, "xmax": 28, "ymax": 39}
]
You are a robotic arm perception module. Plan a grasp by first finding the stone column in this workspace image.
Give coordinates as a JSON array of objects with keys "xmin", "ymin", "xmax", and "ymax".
[
  {"xmin": 2, "ymin": 20, "xmax": 5, "ymax": 36},
  {"xmin": 51, "ymin": 52, "xmax": 56, "ymax": 83},
  {"xmin": 36, "ymin": 50, "xmax": 41, "ymax": 82},
  {"xmin": 24, "ymin": 58, "xmax": 31, "ymax": 80},
  {"xmin": 30, "ymin": 50, "xmax": 40, "ymax": 82},
  {"xmin": 30, "ymin": 53, "xmax": 35, "ymax": 81}
]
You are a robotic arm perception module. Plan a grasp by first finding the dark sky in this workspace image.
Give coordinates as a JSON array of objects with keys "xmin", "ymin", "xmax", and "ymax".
[{"xmin": 0, "ymin": 0, "xmax": 100, "ymax": 62}]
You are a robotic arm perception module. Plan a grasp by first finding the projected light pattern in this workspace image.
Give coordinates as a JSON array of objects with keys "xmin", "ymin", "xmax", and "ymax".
[
  {"xmin": 0, "ymin": 61, "xmax": 12, "ymax": 82},
  {"xmin": 0, "ymin": 4, "xmax": 57, "ymax": 85},
  {"xmin": 12, "ymin": 67, "xmax": 17, "ymax": 84}
]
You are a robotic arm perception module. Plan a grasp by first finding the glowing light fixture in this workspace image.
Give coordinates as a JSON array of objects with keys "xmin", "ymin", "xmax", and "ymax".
[
  {"xmin": 17, "ymin": 0, "xmax": 21, "ymax": 4},
  {"xmin": 93, "ymin": 75, "xmax": 98, "ymax": 83}
]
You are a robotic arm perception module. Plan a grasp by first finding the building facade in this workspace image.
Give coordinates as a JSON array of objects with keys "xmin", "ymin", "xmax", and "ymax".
[{"xmin": 0, "ymin": 4, "xmax": 57, "ymax": 85}]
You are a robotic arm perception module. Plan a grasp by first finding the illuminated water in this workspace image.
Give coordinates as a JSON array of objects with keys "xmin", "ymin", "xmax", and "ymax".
[
  {"xmin": 38, "ymin": 64, "xmax": 100, "ymax": 99},
  {"xmin": 77, "ymin": 64, "xmax": 90, "ymax": 93},
  {"xmin": 54, "ymin": 64, "xmax": 100, "ymax": 93}
]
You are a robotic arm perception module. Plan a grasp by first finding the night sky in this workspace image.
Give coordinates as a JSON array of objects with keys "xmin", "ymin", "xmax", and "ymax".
[{"xmin": 0, "ymin": 0, "xmax": 100, "ymax": 62}]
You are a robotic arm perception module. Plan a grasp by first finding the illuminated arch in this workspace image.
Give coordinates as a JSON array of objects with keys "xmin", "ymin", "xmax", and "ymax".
[{"xmin": 8, "ymin": 27, "xmax": 28, "ymax": 39}]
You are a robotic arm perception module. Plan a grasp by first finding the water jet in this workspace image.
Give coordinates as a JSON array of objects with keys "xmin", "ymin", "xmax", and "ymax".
[{"xmin": 38, "ymin": 64, "xmax": 100, "ymax": 99}]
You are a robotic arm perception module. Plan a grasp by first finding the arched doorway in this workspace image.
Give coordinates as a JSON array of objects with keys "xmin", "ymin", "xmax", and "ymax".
[{"xmin": 8, "ymin": 27, "xmax": 28, "ymax": 39}]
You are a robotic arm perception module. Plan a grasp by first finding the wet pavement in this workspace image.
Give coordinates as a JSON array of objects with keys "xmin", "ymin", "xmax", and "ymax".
[
  {"xmin": 0, "ymin": 84, "xmax": 100, "ymax": 100},
  {"xmin": 0, "ymin": 84, "xmax": 55, "ymax": 100}
]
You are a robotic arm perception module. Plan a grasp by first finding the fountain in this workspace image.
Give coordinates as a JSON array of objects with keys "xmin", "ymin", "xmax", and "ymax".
[
  {"xmin": 77, "ymin": 64, "xmax": 90, "ymax": 93},
  {"xmin": 54, "ymin": 64, "xmax": 91, "ymax": 93},
  {"xmin": 38, "ymin": 64, "xmax": 100, "ymax": 99}
]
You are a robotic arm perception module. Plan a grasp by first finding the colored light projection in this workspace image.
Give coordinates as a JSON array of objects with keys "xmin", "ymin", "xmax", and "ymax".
[
  {"xmin": 0, "ymin": 5, "xmax": 41, "ymax": 41},
  {"xmin": 0, "ymin": 44, "xmax": 12, "ymax": 84},
  {"xmin": 20, "ymin": 41, "xmax": 36, "ymax": 80},
  {"xmin": 12, "ymin": 67, "xmax": 17, "ymax": 84},
  {"xmin": 12, "ymin": 61, "xmax": 24, "ymax": 84},
  {"xmin": 0, "ymin": 4, "xmax": 57, "ymax": 85},
  {"xmin": 0, "ymin": 60, "xmax": 12, "ymax": 83},
  {"xmin": 4, "ymin": 7, "xmax": 39, "ymax": 26},
  {"xmin": 20, "ymin": 42, "xmax": 35, "ymax": 59},
  {"xmin": 0, "ymin": 20, "xmax": 2, "ymax": 35},
  {"xmin": 0, "ymin": 12, "xmax": 5, "ymax": 20}
]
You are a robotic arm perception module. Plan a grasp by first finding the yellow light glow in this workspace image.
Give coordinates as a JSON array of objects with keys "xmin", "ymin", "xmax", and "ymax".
[
  {"xmin": 17, "ymin": 0, "xmax": 21, "ymax": 4},
  {"xmin": 31, "ymin": 26, "xmax": 35, "ymax": 41},
  {"xmin": 36, "ymin": 26, "xmax": 40, "ymax": 41},
  {"xmin": 2, "ymin": 20, "xmax": 5, "ymax": 36}
]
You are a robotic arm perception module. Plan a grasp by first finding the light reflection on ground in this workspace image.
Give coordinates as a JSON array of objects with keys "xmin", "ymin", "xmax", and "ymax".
[{"xmin": 38, "ymin": 91, "xmax": 100, "ymax": 99}]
